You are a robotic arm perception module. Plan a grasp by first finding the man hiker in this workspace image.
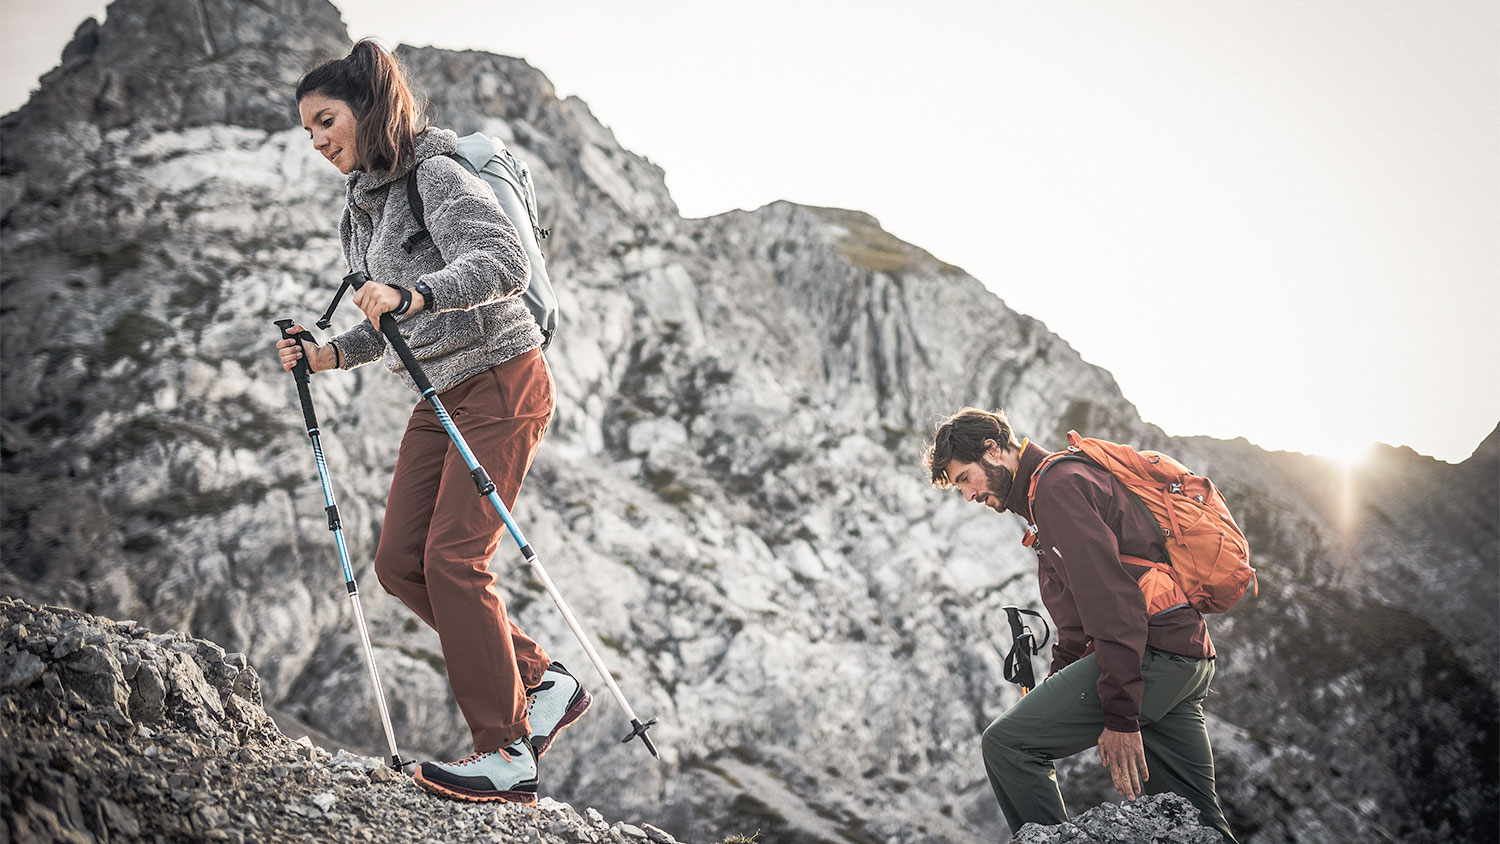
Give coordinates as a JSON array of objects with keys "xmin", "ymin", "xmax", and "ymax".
[{"xmin": 923, "ymin": 407, "xmax": 1238, "ymax": 843}]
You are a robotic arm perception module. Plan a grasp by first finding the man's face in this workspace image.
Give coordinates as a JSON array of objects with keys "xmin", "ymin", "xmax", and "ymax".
[{"xmin": 944, "ymin": 446, "xmax": 1014, "ymax": 514}]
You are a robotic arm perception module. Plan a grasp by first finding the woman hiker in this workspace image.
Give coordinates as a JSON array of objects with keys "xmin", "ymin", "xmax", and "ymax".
[{"xmin": 275, "ymin": 39, "xmax": 590, "ymax": 804}]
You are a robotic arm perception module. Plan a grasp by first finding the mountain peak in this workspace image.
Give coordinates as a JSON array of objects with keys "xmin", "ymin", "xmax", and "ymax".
[{"xmin": 3, "ymin": 0, "xmax": 348, "ymax": 144}]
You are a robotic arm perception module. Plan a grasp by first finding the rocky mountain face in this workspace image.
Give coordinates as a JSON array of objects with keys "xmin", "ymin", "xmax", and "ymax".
[
  {"xmin": 1, "ymin": 598, "xmax": 1229, "ymax": 844},
  {"xmin": 2, "ymin": 0, "xmax": 1496, "ymax": 842},
  {"xmin": 0, "ymin": 597, "xmax": 692, "ymax": 844}
]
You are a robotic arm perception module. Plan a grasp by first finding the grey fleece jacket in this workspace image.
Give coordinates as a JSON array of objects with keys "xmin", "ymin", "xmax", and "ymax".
[{"xmin": 331, "ymin": 127, "xmax": 540, "ymax": 394}]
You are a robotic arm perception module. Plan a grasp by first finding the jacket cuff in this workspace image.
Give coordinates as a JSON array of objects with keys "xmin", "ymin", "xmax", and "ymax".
[
  {"xmin": 413, "ymin": 272, "xmax": 460, "ymax": 314},
  {"xmin": 333, "ymin": 325, "xmax": 383, "ymax": 369}
]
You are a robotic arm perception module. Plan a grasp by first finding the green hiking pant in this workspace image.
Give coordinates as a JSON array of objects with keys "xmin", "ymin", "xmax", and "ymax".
[{"xmin": 981, "ymin": 647, "xmax": 1238, "ymax": 843}]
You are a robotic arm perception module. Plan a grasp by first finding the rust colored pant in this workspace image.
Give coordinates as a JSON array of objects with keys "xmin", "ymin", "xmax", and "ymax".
[{"xmin": 374, "ymin": 349, "xmax": 553, "ymax": 752}]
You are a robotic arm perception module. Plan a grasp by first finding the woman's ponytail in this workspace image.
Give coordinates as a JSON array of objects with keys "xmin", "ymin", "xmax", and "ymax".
[{"xmin": 296, "ymin": 39, "xmax": 429, "ymax": 176}]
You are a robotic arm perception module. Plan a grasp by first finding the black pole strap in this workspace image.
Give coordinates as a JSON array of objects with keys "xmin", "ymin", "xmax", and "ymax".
[
  {"xmin": 1002, "ymin": 606, "xmax": 1051, "ymax": 691},
  {"xmin": 315, "ymin": 277, "xmax": 355, "ymax": 330}
]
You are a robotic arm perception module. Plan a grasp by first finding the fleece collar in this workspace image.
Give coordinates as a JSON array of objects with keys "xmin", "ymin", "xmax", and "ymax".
[{"xmin": 347, "ymin": 127, "xmax": 458, "ymax": 210}]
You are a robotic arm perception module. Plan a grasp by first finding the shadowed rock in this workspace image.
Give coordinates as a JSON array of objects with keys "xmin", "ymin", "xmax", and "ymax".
[
  {"xmin": 1013, "ymin": 794, "xmax": 1224, "ymax": 844},
  {"xmin": 0, "ymin": 597, "xmax": 692, "ymax": 843}
]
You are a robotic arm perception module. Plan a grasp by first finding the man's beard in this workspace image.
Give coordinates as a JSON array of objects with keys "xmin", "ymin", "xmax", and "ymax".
[{"xmin": 981, "ymin": 461, "xmax": 1015, "ymax": 512}]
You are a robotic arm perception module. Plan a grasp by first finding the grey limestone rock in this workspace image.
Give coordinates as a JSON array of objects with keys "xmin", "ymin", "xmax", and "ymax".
[
  {"xmin": 1, "ymin": 650, "xmax": 45, "ymax": 690},
  {"xmin": 0, "ymin": 0, "xmax": 1495, "ymax": 841},
  {"xmin": 1013, "ymin": 795, "xmax": 1224, "ymax": 844},
  {"xmin": 1, "ymin": 599, "xmax": 670, "ymax": 843}
]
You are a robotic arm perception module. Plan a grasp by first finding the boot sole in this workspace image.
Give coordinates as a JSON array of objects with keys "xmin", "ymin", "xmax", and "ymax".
[
  {"xmin": 413, "ymin": 768, "xmax": 539, "ymax": 805},
  {"xmin": 532, "ymin": 688, "xmax": 593, "ymax": 759}
]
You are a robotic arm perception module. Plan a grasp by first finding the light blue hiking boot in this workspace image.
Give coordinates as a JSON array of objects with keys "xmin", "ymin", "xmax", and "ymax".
[
  {"xmin": 526, "ymin": 662, "xmax": 593, "ymax": 758},
  {"xmin": 413, "ymin": 737, "xmax": 538, "ymax": 804}
]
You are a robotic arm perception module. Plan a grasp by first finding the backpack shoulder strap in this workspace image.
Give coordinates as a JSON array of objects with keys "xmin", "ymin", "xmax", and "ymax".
[
  {"xmin": 1026, "ymin": 452, "xmax": 1092, "ymax": 507},
  {"xmin": 401, "ymin": 161, "xmax": 431, "ymax": 254},
  {"xmin": 1021, "ymin": 451, "xmax": 1092, "ymax": 547}
]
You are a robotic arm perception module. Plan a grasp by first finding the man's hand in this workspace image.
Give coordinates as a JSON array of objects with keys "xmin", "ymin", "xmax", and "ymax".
[{"xmin": 1098, "ymin": 728, "xmax": 1148, "ymax": 800}]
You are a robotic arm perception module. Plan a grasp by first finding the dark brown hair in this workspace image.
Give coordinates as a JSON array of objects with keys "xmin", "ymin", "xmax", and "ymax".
[
  {"xmin": 295, "ymin": 39, "xmax": 429, "ymax": 176},
  {"xmin": 923, "ymin": 407, "xmax": 1022, "ymax": 487}
]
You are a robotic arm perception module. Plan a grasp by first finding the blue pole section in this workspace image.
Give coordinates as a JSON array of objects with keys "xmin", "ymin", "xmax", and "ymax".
[
  {"xmin": 311, "ymin": 434, "xmax": 357, "ymax": 582},
  {"xmin": 275, "ymin": 319, "xmax": 409, "ymax": 772},
  {"xmin": 341, "ymin": 273, "xmax": 659, "ymax": 759},
  {"xmin": 425, "ymin": 390, "xmax": 530, "ymax": 547}
]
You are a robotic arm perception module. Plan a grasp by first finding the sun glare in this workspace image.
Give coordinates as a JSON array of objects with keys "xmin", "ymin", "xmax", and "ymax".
[
  {"xmin": 1317, "ymin": 441, "xmax": 1374, "ymax": 470},
  {"xmin": 1320, "ymin": 440, "xmax": 1375, "ymax": 538}
]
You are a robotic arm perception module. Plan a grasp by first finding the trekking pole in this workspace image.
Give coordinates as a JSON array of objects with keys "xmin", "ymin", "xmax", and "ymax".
[
  {"xmin": 1001, "ymin": 605, "xmax": 1051, "ymax": 695},
  {"xmin": 327, "ymin": 273, "xmax": 660, "ymax": 759},
  {"xmin": 274, "ymin": 318, "xmax": 412, "ymax": 773}
]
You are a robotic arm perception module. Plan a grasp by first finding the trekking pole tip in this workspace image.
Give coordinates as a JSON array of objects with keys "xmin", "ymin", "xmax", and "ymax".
[{"xmin": 620, "ymin": 717, "xmax": 660, "ymax": 759}]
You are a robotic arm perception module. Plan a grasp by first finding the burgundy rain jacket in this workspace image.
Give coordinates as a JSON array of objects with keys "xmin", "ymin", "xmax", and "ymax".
[{"xmin": 1002, "ymin": 442, "xmax": 1215, "ymax": 732}]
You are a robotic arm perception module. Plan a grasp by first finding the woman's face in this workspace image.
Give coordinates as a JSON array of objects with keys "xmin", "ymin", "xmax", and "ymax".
[{"xmin": 299, "ymin": 92, "xmax": 360, "ymax": 175}]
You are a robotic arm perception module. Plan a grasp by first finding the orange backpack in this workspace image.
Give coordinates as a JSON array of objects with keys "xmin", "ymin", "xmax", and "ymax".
[{"xmin": 1024, "ymin": 431, "xmax": 1258, "ymax": 614}]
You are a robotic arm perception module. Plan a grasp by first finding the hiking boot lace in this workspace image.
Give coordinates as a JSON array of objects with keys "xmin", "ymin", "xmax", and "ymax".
[{"xmin": 450, "ymin": 745, "xmax": 521, "ymax": 765}]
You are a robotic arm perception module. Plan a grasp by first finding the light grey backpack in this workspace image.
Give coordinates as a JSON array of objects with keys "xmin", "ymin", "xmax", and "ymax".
[{"xmin": 404, "ymin": 133, "xmax": 559, "ymax": 350}]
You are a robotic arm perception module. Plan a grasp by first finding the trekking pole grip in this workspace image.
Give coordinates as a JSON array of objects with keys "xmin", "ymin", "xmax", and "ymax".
[
  {"xmin": 343, "ymin": 272, "xmax": 434, "ymax": 394},
  {"xmin": 274, "ymin": 319, "xmax": 313, "ymax": 381},
  {"xmin": 274, "ymin": 318, "xmax": 319, "ymax": 430}
]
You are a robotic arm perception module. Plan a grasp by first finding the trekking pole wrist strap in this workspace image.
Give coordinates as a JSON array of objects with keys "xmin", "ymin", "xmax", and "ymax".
[{"xmin": 390, "ymin": 285, "xmax": 412, "ymax": 316}]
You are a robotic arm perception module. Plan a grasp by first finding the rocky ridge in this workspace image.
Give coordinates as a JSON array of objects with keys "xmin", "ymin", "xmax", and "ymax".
[
  {"xmin": 1, "ymin": 0, "xmax": 1495, "ymax": 841},
  {"xmin": 0, "ymin": 597, "xmax": 1231, "ymax": 844},
  {"xmin": 1012, "ymin": 794, "xmax": 1224, "ymax": 844},
  {"xmin": 0, "ymin": 597, "xmax": 693, "ymax": 844}
]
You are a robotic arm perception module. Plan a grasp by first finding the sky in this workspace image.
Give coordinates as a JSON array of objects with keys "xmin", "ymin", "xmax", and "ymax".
[{"xmin": 3, "ymin": 0, "xmax": 1497, "ymax": 464}]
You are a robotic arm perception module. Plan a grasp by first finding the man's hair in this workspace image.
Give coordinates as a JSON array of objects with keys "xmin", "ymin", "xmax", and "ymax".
[{"xmin": 923, "ymin": 407, "xmax": 1022, "ymax": 487}]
